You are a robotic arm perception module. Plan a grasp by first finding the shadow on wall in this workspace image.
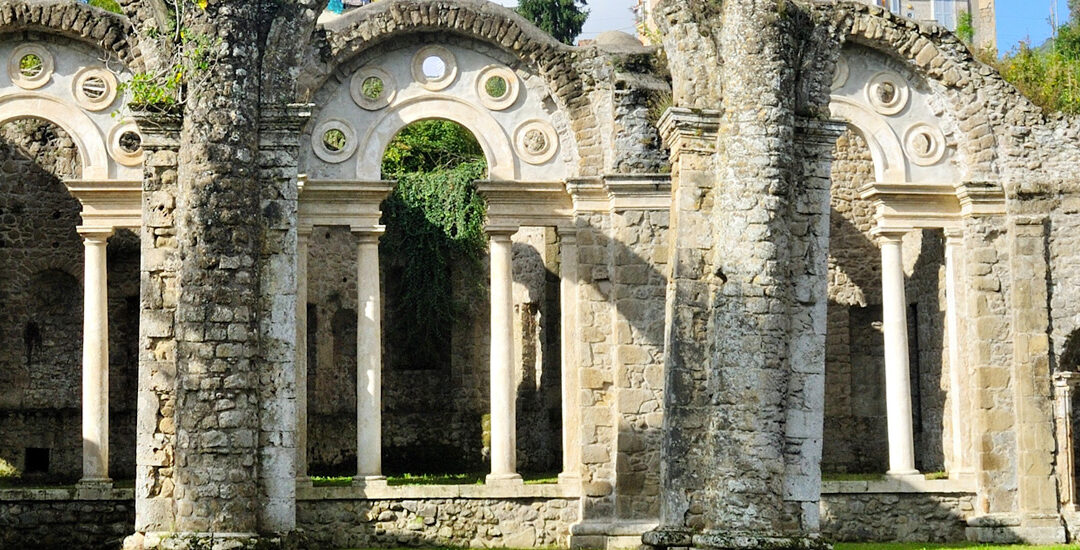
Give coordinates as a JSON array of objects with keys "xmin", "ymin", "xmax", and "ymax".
[
  {"xmin": 821, "ymin": 480, "xmax": 973, "ymax": 541},
  {"xmin": 1062, "ymin": 330, "xmax": 1080, "ymax": 371}
]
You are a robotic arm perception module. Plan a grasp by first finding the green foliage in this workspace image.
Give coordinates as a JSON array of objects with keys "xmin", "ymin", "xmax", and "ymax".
[
  {"xmin": 0, "ymin": 458, "xmax": 18, "ymax": 479},
  {"xmin": 361, "ymin": 76, "xmax": 384, "ymax": 100},
  {"xmin": 380, "ymin": 120, "xmax": 487, "ymax": 370},
  {"xmin": 484, "ymin": 75, "xmax": 507, "ymax": 98},
  {"xmin": 997, "ymin": 21, "xmax": 1080, "ymax": 114},
  {"xmin": 121, "ymin": 24, "xmax": 217, "ymax": 107},
  {"xmin": 88, "ymin": 0, "xmax": 123, "ymax": 14},
  {"xmin": 516, "ymin": 0, "xmax": 589, "ymax": 45},
  {"xmin": 955, "ymin": 10, "xmax": 974, "ymax": 45}
]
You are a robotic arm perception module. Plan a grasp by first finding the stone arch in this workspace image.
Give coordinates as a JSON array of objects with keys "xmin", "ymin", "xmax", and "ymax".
[
  {"xmin": 829, "ymin": 97, "xmax": 908, "ymax": 183},
  {"xmin": 302, "ymin": 0, "xmax": 600, "ymax": 177},
  {"xmin": 0, "ymin": 1, "xmax": 135, "ymax": 67},
  {"xmin": 831, "ymin": 2, "xmax": 1003, "ymax": 181},
  {"xmin": 357, "ymin": 96, "xmax": 516, "ymax": 180},
  {"xmin": 0, "ymin": 92, "xmax": 109, "ymax": 179}
]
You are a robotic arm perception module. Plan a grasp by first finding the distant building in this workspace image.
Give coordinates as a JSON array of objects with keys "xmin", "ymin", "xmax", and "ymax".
[{"xmin": 635, "ymin": 0, "xmax": 996, "ymax": 51}]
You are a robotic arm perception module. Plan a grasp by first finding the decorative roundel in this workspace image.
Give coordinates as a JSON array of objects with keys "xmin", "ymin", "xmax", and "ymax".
[
  {"xmin": 514, "ymin": 120, "xmax": 558, "ymax": 165},
  {"xmin": 351, "ymin": 66, "xmax": 397, "ymax": 111},
  {"xmin": 476, "ymin": 65, "xmax": 520, "ymax": 111},
  {"xmin": 864, "ymin": 71, "xmax": 910, "ymax": 116},
  {"xmin": 411, "ymin": 46, "xmax": 458, "ymax": 91},
  {"xmin": 831, "ymin": 57, "xmax": 849, "ymax": 92},
  {"xmin": 108, "ymin": 121, "xmax": 144, "ymax": 167},
  {"xmin": 903, "ymin": 123, "xmax": 947, "ymax": 166},
  {"xmin": 311, "ymin": 119, "xmax": 358, "ymax": 163},
  {"xmin": 9, "ymin": 44, "xmax": 54, "ymax": 90},
  {"xmin": 72, "ymin": 67, "xmax": 119, "ymax": 111}
]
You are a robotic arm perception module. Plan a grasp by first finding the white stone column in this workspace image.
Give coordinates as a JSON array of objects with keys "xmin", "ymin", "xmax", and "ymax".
[
  {"xmin": 296, "ymin": 227, "xmax": 312, "ymax": 486},
  {"xmin": 1055, "ymin": 372, "xmax": 1080, "ymax": 511},
  {"xmin": 876, "ymin": 228, "xmax": 919, "ymax": 476},
  {"xmin": 355, "ymin": 227, "xmax": 386, "ymax": 484},
  {"xmin": 487, "ymin": 226, "xmax": 522, "ymax": 484},
  {"xmin": 944, "ymin": 228, "xmax": 970, "ymax": 477},
  {"xmin": 557, "ymin": 227, "xmax": 581, "ymax": 484},
  {"xmin": 79, "ymin": 228, "xmax": 113, "ymax": 487}
]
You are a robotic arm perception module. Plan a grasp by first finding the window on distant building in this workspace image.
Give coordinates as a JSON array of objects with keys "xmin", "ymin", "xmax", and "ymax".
[{"xmin": 934, "ymin": 0, "xmax": 958, "ymax": 30}]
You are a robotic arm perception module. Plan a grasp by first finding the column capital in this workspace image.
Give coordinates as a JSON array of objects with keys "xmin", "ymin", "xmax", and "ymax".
[
  {"xmin": 297, "ymin": 226, "xmax": 314, "ymax": 241},
  {"xmin": 870, "ymin": 226, "xmax": 912, "ymax": 244},
  {"xmin": 557, "ymin": 226, "xmax": 578, "ymax": 243},
  {"xmin": 352, "ymin": 225, "xmax": 385, "ymax": 243},
  {"xmin": 944, "ymin": 226, "xmax": 964, "ymax": 244},
  {"xmin": 486, "ymin": 225, "xmax": 519, "ymax": 238},
  {"xmin": 77, "ymin": 227, "xmax": 114, "ymax": 242}
]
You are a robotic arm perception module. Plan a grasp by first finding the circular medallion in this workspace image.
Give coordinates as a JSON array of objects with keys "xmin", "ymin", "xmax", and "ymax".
[
  {"xmin": 514, "ymin": 120, "xmax": 558, "ymax": 165},
  {"xmin": 351, "ymin": 66, "xmax": 397, "ymax": 111},
  {"xmin": 72, "ymin": 67, "xmax": 119, "ymax": 111},
  {"xmin": 108, "ymin": 120, "xmax": 145, "ymax": 167},
  {"xmin": 311, "ymin": 119, "xmax": 358, "ymax": 164},
  {"xmin": 9, "ymin": 44, "xmax": 54, "ymax": 90},
  {"xmin": 476, "ymin": 65, "xmax": 520, "ymax": 111},
  {"xmin": 864, "ymin": 71, "xmax": 910, "ymax": 116},
  {"xmin": 411, "ymin": 46, "xmax": 458, "ymax": 91},
  {"xmin": 903, "ymin": 123, "xmax": 946, "ymax": 166}
]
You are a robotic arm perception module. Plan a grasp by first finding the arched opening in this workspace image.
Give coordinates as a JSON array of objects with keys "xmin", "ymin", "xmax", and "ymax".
[
  {"xmin": 378, "ymin": 119, "xmax": 490, "ymax": 475},
  {"xmin": 0, "ymin": 118, "xmax": 140, "ymax": 486}
]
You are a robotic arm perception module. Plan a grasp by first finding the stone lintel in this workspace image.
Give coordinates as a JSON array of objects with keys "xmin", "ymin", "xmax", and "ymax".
[
  {"xmin": 606, "ymin": 173, "xmax": 671, "ymax": 211},
  {"xmin": 657, "ymin": 107, "xmax": 721, "ymax": 156},
  {"xmin": 859, "ymin": 181, "xmax": 962, "ymax": 230},
  {"xmin": 259, "ymin": 102, "xmax": 315, "ymax": 150},
  {"xmin": 565, "ymin": 177, "xmax": 610, "ymax": 212},
  {"xmin": 476, "ymin": 179, "xmax": 574, "ymax": 226},
  {"xmin": 128, "ymin": 111, "xmax": 183, "ymax": 149},
  {"xmin": 297, "ymin": 178, "xmax": 392, "ymax": 230},
  {"xmin": 643, "ymin": 528, "xmax": 831, "ymax": 550}
]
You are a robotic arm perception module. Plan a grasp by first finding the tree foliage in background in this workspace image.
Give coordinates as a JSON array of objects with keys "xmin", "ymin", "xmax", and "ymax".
[
  {"xmin": 516, "ymin": 0, "xmax": 589, "ymax": 45},
  {"xmin": 966, "ymin": 6, "xmax": 1080, "ymax": 114},
  {"xmin": 380, "ymin": 120, "xmax": 487, "ymax": 369}
]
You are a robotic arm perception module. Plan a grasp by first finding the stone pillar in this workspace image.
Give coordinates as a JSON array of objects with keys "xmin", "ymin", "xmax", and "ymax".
[
  {"xmin": 487, "ymin": 226, "xmax": 522, "ymax": 484},
  {"xmin": 875, "ymin": 228, "xmax": 918, "ymax": 476},
  {"xmin": 558, "ymin": 227, "xmax": 581, "ymax": 484},
  {"xmin": 944, "ymin": 228, "xmax": 970, "ymax": 476},
  {"xmin": 355, "ymin": 228, "xmax": 386, "ymax": 484},
  {"xmin": 1054, "ymin": 372, "xmax": 1080, "ymax": 512},
  {"xmin": 296, "ymin": 227, "xmax": 312, "ymax": 485},
  {"xmin": 79, "ymin": 228, "xmax": 113, "ymax": 488}
]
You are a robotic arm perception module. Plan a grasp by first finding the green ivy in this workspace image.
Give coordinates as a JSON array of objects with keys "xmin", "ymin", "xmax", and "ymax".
[
  {"xmin": 88, "ymin": 0, "xmax": 123, "ymax": 14},
  {"xmin": 380, "ymin": 120, "xmax": 487, "ymax": 369}
]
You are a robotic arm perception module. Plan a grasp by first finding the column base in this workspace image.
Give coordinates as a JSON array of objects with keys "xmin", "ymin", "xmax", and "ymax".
[
  {"xmin": 486, "ymin": 472, "xmax": 523, "ymax": 486},
  {"xmin": 124, "ymin": 531, "xmax": 304, "ymax": 550},
  {"xmin": 643, "ymin": 528, "xmax": 831, "ymax": 550},
  {"xmin": 966, "ymin": 513, "xmax": 1066, "ymax": 545},
  {"xmin": 885, "ymin": 469, "xmax": 921, "ymax": 478},
  {"xmin": 76, "ymin": 477, "xmax": 113, "ymax": 499},
  {"xmin": 352, "ymin": 475, "xmax": 387, "ymax": 488}
]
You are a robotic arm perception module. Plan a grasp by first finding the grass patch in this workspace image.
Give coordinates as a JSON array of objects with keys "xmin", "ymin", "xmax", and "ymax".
[
  {"xmin": 311, "ymin": 472, "xmax": 559, "ymax": 487},
  {"xmin": 836, "ymin": 544, "xmax": 1077, "ymax": 550}
]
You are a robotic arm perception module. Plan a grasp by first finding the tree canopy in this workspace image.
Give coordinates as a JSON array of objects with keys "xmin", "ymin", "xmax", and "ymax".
[{"xmin": 516, "ymin": 0, "xmax": 589, "ymax": 45}]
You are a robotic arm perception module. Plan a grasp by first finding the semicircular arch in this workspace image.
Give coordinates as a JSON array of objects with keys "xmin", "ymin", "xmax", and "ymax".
[
  {"xmin": 358, "ymin": 95, "xmax": 516, "ymax": 181},
  {"xmin": 0, "ymin": 92, "xmax": 110, "ymax": 179},
  {"xmin": 829, "ymin": 97, "xmax": 908, "ymax": 184}
]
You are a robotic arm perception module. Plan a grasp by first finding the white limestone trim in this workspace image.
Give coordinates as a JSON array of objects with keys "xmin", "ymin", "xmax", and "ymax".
[
  {"xmin": 107, "ymin": 120, "xmax": 145, "ymax": 168},
  {"xmin": 311, "ymin": 118, "xmax": 358, "ymax": 163},
  {"xmin": 1055, "ymin": 371, "xmax": 1080, "ymax": 512},
  {"xmin": 356, "ymin": 96, "xmax": 515, "ymax": 180},
  {"xmin": 8, "ymin": 44, "xmax": 53, "ymax": 90},
  {"xmin": 72, "ymin": 67, "xmax": 119, "ymax": 112},
  {"xmin": 864, "ymin": 70, "xmax": 910, "ymax": 116},
  {"xmin": 903, "ymin": 122, "xmax": 947, "ymax": 166},
  {"xmin": 858, "ymin": 181, "xmax": 962, "ymax": 230},
  {"xmin": 830, "ymin": 97, "xmax": 907, "ymax": 183},
  {"xmin": 350, "ymin": 66, "xmax": 396, "ymax": 111},
  {"xmin": 66, "ymin": 179, "xmax": 142, "ymax": 230},
  {"xmin": 297, "ymin": 482, "xmax": 578, "ymax": 500},
  {"xmin": 514, "ymin": 119, "xmax": 559, "ymax": 165},
  {"xmin": 411, "ymin": 45, "xmax": 458, "ymax": 91},
  {"xmin": 0, "ymin": 91, "xmax": 110, "ymax": 179},
  {"xmin": 297, "ymin": 178, "xmax": 393, "ymax": 230},
  {"xmin": 476, "ymin": 65, "xmax": 519, "ymax": 111},
  {"xmin": 476, "ymin": 180, "xmax": 574, "ymax": 227}
]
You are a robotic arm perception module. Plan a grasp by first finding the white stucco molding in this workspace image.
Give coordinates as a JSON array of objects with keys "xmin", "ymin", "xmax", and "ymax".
[
  {"xmin": 297, "ymin": 177, "xmax": 394, "ymax": 232},
  {"xmin": 355, "ymin": 95, "xmax": 516, "ymax": 181},
  {"xmin": 859, "ymin": 181, "xmax": 963, "ymax": 230},
  {"xmin": 65, "ymin": 179, "xmax": 141, "ymax": 231},
  {"xmin": 0, "ymin": 91, "xmax": 111, "ymax": 179},
  {"xmin": 830, "ymin": 96, "xmax": 908, "ymax": 184},
  {"xmin": 476, "ymin": 180, "xmax": 573, "ymax": 228}
]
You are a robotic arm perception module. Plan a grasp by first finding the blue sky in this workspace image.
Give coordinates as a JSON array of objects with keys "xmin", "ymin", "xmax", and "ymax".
[{"xmin": 494, "ymin": 1, "xmax": 1069, "ymax": 51}]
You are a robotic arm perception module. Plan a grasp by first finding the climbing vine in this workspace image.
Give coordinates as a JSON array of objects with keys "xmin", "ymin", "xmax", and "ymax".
[{"xmin": 380, "ymin": 120, "xmax": 487, "ymax": 370}]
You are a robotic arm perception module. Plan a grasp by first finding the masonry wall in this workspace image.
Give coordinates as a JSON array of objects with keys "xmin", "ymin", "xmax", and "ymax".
[
  {"xmin": 0, "ymin": 493, "xmax": 134, "ymax": 550},
  {"xmin": 820, "ymin": 491, "xmax": 974, "ymax": 542}
]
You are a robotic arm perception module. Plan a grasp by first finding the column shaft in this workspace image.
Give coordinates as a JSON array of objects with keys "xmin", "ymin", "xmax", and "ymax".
[
  {"xmin": 356, "ymin": 230, "xmax": 385, "ymax": 480},
  {"xmin": 488, "ymin": 229, "xmax": 521, "ymax": 483},
  {"xmin": 80, "ymin": 229, "xmax": 112, "ymax": 484},
  {"xmin": 558, "ymin": 229, "xmax": 580, "ymax": 483},
  {"xmin": 944, "ymin": 229, "xmax": 969, "ymax": 475},
  {"xmin": 296, "ymin": 229, "xmax": 311, "ymax": 483},
  {"xmin": 879, "ymin": 230, "xmax": 918, "ymax": 475}
]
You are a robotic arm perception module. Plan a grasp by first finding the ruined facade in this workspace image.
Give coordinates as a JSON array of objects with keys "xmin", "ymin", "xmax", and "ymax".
[{"xmin": 1, "ymin": 0, "xmax": 1080, "ymax": 549}]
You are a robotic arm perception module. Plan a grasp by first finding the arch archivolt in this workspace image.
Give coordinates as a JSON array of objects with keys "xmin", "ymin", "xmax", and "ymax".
[{"xmin": 300, "ymin": 40, "xmax": 574, "ymax": 184}]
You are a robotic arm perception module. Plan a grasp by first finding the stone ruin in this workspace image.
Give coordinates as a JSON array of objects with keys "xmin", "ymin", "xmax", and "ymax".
[{"xmin": 0, "ymin": 0, "xmax": 1079, "ymax": 548}]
